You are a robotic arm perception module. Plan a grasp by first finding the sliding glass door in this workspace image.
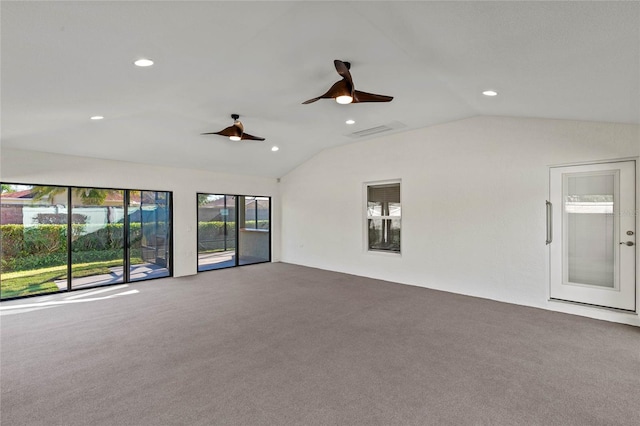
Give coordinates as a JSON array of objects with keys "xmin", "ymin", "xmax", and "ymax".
[
  {"xmin": 0, "ymin": 185, "xmax": 69, "ymax": 299},
  {"xmin": 238, "ymin": 196, "xmax": 271, "ymax": 266},
  {"xmin": 197, "ymin": 193, "xmax": 270, "ymax": 272},
  {"xmin": 71, "ymin": 189, "xmax": 125, "ymax": 289},
  {"xmin": 0, "ymin": 183, "xmax": 173, "ymax": 300},
  {"xmin": 129, "ymin": 191, "xmax": 171, "ymax": 281},
  {"xmin": 198, "ymin": 194, "xmax": 237, "ymax": 271}
]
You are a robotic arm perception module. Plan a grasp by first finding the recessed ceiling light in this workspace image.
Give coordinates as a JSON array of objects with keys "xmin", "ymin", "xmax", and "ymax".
[
  {"xmin": 134, "ymin": 58, "xmax": 154, "ymax": 67},
  {"xmin": 482, "ymin": 90, "xmax": 498, "ymax": 97},
  {"xmin": 271, "ymin": 146, "xmax": 279, "ymax": 152},
  {"xmin": 345, "ymin": 119, "xmax": 355, "ymax": 125},
  {"xmin": 90, "ymin": 116, "xmax": 104, "ymax": 120}
]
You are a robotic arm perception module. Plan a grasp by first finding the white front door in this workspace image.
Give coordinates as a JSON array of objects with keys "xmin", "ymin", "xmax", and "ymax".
[{"xmin": 549, "ymin": 161, "xmax": 636, "ymax": 311}]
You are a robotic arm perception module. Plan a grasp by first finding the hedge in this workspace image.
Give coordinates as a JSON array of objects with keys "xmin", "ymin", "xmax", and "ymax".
[
  {"xmin": 7, "ymin": 249, "xmax": 126, "ymax": 272},
  {"xmin": 198, "ymin": 221, "xmax": 236, "ymax": 241},
  {"xmin": 197, "ymin": 221, "xmax": 269, "ymax": 251},
  {"xmin": 1, "ymin": 221, "xmax": 267, "ymax": 272},
  {"xmin": 197, "ymin": 221, "xmax": 268, "ymax": 238},
  {"xmin": 1, "ymin": 224, "xmax": 142, "ymax": 272},
  {"xmin": 1, "ymin": 223, "xmax": 139, "ymax": 251}
]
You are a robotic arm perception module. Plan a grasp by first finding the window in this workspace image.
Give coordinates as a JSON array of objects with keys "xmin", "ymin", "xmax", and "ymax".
[{"xmin": 366, "ymin": 182, "xmax": 401, "ymax": 253}]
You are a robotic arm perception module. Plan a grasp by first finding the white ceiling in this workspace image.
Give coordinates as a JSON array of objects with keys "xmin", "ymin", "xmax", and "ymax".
[{"xmin": 2, "ymin": 1, "xmax": 638, "ymax": 178}]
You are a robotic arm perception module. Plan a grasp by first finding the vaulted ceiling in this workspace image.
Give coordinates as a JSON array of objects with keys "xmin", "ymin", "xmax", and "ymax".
[{"xmin": 2, "ymin": 1, "xmax": 638, "ymax": 178}]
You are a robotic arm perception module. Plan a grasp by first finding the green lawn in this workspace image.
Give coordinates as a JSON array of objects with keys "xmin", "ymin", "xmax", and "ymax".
[{"xmin": 1, "ymin": 258, "xmax": 143, "ymax": 299}]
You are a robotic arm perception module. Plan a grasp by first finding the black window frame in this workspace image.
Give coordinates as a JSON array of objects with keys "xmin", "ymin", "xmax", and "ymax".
[
  {"xmin": 196, "ymin": 192, "xmax": 272, "ymax": 272},
  {"xmin": 0, "ymin": 181, "xmax": 173, "ymax": 301}
]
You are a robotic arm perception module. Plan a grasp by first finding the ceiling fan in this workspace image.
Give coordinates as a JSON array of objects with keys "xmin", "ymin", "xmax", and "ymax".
[
  {"xmin": 201, "ymin": 114, "xmax": 265, "ymax": 141},
  {"xmin": 303, "ymin": 60, "xmax": 394, "ymax": 105}
]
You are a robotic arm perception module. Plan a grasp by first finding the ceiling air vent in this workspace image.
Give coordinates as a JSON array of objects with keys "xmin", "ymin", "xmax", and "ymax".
[{"xmin": 345, "ymin": 121, "xmax": 406, "ymax": 139}]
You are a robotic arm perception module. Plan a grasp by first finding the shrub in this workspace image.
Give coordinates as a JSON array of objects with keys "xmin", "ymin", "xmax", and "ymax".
[
  {"xmin": 1, "ymin": 225, "xmax": 25, "ymax": 260},
  {"xmin": 24, "ymin": 225, "xmax": 67, "ymax": 254},
  {"xmin": 198, "ymin": 221, "xmax": 235, "ymax": 238},
  {"xmin": 73, "ymin": 224, "xmax": 122, "ymax": 251},
  {"xmin": 197, "ymin": 220, "xmax": 269, "ymax": 235},
  {"xmin": 73, "ymin": 249, "xmax": 124, "ymax": 264},
  {"xmin": 10, "ymin": 252, "xmax": 68, "ymax": 271},
  {"xmin": 198, "ymin": 221, "xmax": 235, "ymax": 251},
  {"xmin": 0, "ymin": 223, "xmax": 144, "ymax": 272},
  {"xmin": 7, "ymin": 249, "xmax": 127, "ymax": 272}
]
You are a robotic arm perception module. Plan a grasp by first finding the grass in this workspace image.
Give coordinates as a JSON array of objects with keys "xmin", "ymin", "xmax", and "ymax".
[{"xmin": 1, "ymin": 257, "xmax": 144, "ymax": 300}]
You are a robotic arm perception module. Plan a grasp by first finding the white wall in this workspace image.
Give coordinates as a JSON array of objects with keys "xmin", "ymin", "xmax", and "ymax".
[
  {"xmin": 280, "ymin": 116, "xmax": 640, "ymax": 326},
  {"xmin": 0, "ymin": 148, "xmax": 280, "ymax": 277}
]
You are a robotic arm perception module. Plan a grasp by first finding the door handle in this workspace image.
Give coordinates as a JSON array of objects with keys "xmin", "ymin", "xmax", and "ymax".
[
  {"xmin": 545, "ymin": 200, "xmax": 552, "ymax": 245},
  {"xmin": 620, "ymin": 241, "xmax": 635, "ymax": 246}
]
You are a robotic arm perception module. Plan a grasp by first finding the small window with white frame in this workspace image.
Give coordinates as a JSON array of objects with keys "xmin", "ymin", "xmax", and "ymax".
[{"xmin": 366, "ymin": 181, "xmax": 401, "ymax": 253}]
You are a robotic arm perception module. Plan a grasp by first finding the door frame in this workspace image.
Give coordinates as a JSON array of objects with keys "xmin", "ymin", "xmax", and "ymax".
[{"xmin": 547, "ymin": 158, "xmax": 638, "ymax": 312}]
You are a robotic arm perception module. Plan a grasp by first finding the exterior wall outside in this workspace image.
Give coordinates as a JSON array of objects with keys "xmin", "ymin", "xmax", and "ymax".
[
  {"xmin": 280, "ymin": 116, "xmax": 640, "ymax": 326},
  {"xmin": 0, "ymin": 204, "xmax": 24, "ymax": 224},
  {"xmin": 0, "ymin": 148, "xmax": 280, "ymax": 277}
]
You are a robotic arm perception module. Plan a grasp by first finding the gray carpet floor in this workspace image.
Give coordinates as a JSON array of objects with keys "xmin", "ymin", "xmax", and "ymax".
[{"xmin": 1, "ymin": 262, "xmax": 639, "ymax": 426}]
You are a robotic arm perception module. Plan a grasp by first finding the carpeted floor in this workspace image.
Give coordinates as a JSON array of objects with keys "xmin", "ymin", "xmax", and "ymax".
[{"xmin": 1, "ymin": 262, "xmax": 639, "ymax": 425}]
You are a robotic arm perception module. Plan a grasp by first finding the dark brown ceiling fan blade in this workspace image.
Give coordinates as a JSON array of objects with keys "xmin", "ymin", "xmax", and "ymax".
[
  {"xmin": 202, "ymin": 116, "xmax": 264, "ymax": 141},
  {"xmin": 302, "ymin": 96, "xmax": 324, "ymax": 104},
  {"xmin": 304, "ymin": 60, "xmax": 392, "ymax": 105},
  {"xmin": 201, "ymin": 123, "xmax": 242, "ymax": 137},
  {"xmin": 201, "ymin": 125, "xmax": 234, "ymax": 136},
  {"xmin": 302, "ymin": 79, "xmax": 352, "ymax": 104},
  {"xmin": 240, "ymin": 132, "xmax": 265, "ymax": 141},
  {"xmin": 352, "ymin": 90, "xmax": 394, "ymax": 103},
  {"xmin": 334, "ymin": 60, "xmax": 353, "ymax": 89}
]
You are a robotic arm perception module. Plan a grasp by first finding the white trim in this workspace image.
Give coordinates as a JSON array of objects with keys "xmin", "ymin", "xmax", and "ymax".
[
  {"xmin": 363, "ymin": 179, "xmax": 402, "ymax": 255},
  {"xmin": 548, "ymin": 156, "xmax": 639, "ymax": 168}
]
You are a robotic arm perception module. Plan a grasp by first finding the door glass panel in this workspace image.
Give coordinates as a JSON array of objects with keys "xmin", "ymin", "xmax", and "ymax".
[
  {"xmin": 238, "ymin": 196, "xmax": 270, "ymax": 265},
  {"xmin": 198, "ymin": 194, "xmax": 236, "ymax": 271},
  {"xmin": 71, "ymin": 188, "xmax": 125, "ymax": 289},
  {"xmin": 565, "ymin": 173, "xmax": 615, "ymax": 287},
  {"xmin": 129, "ymin": 191, "xmax": 171, "ymax": 281},
  {"xmin": 1, "ymin": 185, "xmax": 68, "ymax": 299}
]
